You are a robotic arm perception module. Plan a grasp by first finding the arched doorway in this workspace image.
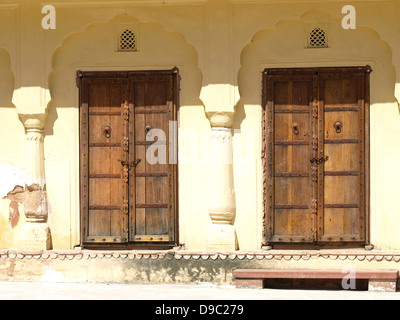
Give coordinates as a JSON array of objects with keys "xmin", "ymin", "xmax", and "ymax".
[
  {"xmin": 237, "ymin": 9, "xmax": 396, "ymax": 248},
  {"xmin": 49, "ymin": 14, "xmax": 201, "ymax": 248}
]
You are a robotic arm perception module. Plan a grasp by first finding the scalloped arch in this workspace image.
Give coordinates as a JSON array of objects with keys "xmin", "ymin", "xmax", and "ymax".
[
  {"xmin": 48, "ymin": 14, "xmax": 203, "ymax": 109},
  {"xmin": 238, "ymin": 9, "xmax": 397, "ymax": 105}
]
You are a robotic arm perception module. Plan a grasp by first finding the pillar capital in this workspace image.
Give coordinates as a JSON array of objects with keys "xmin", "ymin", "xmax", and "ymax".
[
  {"xmin": 200, "ymin": 84, "xmax": 239, "ymax": 128},
  {"xmin": 18, "ymin": 112, "xmax": 48, "ymax": 132},
  {"xmin": 207, "ymin": 111, "xmax": 234, "ymax": 128},
  {"xmin": 12, "ymin": 87, "xmax": 50, "ymax": 115}
]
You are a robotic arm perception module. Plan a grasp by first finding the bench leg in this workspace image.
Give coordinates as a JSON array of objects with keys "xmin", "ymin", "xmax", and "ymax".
[
  {"xmin": 235, "ymin": 279, "xmax": 264, "ymax": 289},
  {"xmin": 368, "ymin": 280, "xmax": 397, "ymax": 292}
]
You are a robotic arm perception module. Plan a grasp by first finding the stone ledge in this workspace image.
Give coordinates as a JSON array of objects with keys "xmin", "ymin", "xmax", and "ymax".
[
  {"xmin": 2, "ymin": 249, "xmax": 400, "ymax": 286},
  {"xmin": 1, "ymin": 249, "xmax": 400, "ymax": 262}
]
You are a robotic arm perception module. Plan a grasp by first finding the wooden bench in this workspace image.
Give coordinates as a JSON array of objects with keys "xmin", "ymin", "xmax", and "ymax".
[{"xmin": 233, "ymin": 269, "xmax": 399, "ymax": 292}]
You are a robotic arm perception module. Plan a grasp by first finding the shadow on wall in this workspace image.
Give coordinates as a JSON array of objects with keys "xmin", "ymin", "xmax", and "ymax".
[
  {"xmin": 0, "ymin": 46, "xmax": 25, "ymax": 163},
  {"xmin": 0, "ymin": 48, "xmax": 14, "ymax": 108}
]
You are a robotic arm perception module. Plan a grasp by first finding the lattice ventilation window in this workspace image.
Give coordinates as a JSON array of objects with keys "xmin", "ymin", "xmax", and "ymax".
[
  {"xmin": 118, "ymin": 29, "xmax": 137, "ymax": 52},
  {"xmin": 308, "ymin": 27, "xmax": 328, "ymax": 48}
]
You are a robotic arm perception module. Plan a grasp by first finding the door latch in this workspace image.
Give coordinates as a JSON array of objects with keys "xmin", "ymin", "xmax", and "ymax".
[
  {"xmin": 310, "ymin": 156, "xmax": 329, "ymax": 165},
  {"xmin": 119, "ymin": 159, "xmax": 142, "ymax": 169}
]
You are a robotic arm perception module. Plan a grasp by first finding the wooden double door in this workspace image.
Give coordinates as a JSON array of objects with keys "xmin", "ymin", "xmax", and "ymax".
[
  {"xmin": 79, "ymin": 69, "xmax": 179, "ymax": 248},
  {"xmin": 263, "ymin": 67, "xmax": 370, "ymax": 245}
]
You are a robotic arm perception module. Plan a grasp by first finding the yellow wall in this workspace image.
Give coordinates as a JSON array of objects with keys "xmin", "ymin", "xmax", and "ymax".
[{"xmin": 1, "ymin": 0, "xmax": 400, "ymax": 251}]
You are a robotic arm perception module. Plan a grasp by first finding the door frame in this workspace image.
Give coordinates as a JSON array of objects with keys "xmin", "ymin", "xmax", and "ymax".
[
  {"xmin": 77, "ymin": 68, "xmax": 180, "ymax": 249},
  {"xmin": 261, "ymin": 66, "xmax": 371, "ymax": 248}
]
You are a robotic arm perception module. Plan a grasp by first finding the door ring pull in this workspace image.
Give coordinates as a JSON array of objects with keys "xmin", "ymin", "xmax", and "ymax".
[
  {"xmin": 104, "ymin": 126, "xmax": 112, "ymax": 139},
  {"xmin": 292, "ymin": 123, "xmax": 300, "ymax": 135},
  {"xmin": 334, "ymin": 121, "xmax": 343, "ymax": 134}
]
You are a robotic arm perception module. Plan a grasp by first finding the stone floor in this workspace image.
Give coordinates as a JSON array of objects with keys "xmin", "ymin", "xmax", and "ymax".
[{"xmin": 1, "ymin": 281, "xmax": 399, "ymax": 300}]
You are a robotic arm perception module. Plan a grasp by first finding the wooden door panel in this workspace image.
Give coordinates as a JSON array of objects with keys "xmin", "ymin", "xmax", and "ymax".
[
  {"xmin": 145, "ymin": 113, "xmax": 169, "ymax": 171},
  {"xmin": 88, "ymin": 84, "xmax": 110, "ymax": 111},
  {"xmin": 146, "ymin": 177, "xmax": 169, "ymax": 204},
  {"xmin": 273, "ymin": 176, "xmax": 313, "ymax": 242},
  {"xmin": 89, "ymin": 178, "xmax": 111, "ymax": 207},
  {"xmin": 264, "ymin": 67, "xmax": 370, "ymax": 246},
  {"xmin": 324, "ymin": 112, "xmax": 359, "ymax": 140},
  {"xmin": 318, "ymin": 73, "xmax": 366, "ymax": 243},
  {"xmin": 275, "ymin": 177, "xmax": 310, "ymax": 205},
  {"xmin": 323, "ymin": 79, "xmax": 359, "ymax": 108},
  {"xmin": 134, "ymin": 113, "xmax": 146, "ymax": 142},
  {"xmin": 134, "ymin": 145, "xmax": 146, "ymax": 174},
  {"xmin": 266, "ymin": 75, "xmax": 315, "ymax": 243},
  {"xmin": 274, "ymin": 145, "xmax": 310, "ymax": 173},
  {"xmin": 89, "ymin": 210, "xmax": 110, "ymax": 236},
  {"xmin": 135, "ymin": 208, "xmax": 146, "ymax": 235},
  {"xmin": 324, "ymin": 176, "xmax": 359, "ymax": 204},
  {"xmin": 147, "ymin": 81, "xmax": 168, "ymax": 107},
  {"xmin": 274, "ymin": 114, "xmax": 310, "ymax": 141},
  {"xmin": 145, "ymin": 208, "xmax": 169, "ymax": 235},
  {"xmin": 80, "ymin": 69, "xmax": 179, "ymax": 247},
  {"xmin": 324, "ymin": 144, "xmax": 360, "ymax": 172},
  {"xmin": 110, "ymin": 210, "xmax": 124, "ymax": 236},
  {"xmin": 274, "ymin": 209, "xmax": 314, "ymax": 241},
  {"xmin": 273, "ymin": 80, "xmax": 310, "ymax": 110},
  {"xmin": 130, "ymin": 74, "xmax": 177, "ymax": 244},
  {"xmin": 322, "ymin": 208, "xmax": 361, "ymax": 241},
  {"xmin": 110, "ymin": 147, "xmax": 123, "ymax": 175},
  {"xmin": 81, "ymin": 79, "xmax": 128, "ymax": 244},
  {"xmin": 89, "ymin": 148, "xmax": 111, "ymax": 174}
]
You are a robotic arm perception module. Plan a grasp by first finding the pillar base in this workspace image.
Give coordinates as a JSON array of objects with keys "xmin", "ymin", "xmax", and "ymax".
[
  {"xmin": 207, "ymin": 224, "xmax": 237, "ymax": 251},
  {"xmin": 18, "ymin": 222, "xmax": 52, "ymax": 250}
]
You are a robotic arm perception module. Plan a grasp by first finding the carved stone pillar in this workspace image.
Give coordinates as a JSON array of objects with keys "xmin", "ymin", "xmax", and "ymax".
[
  {"xmin": 207, "ymin": 112, "xmax": 237, "ymax": 251},
  {"xmin": 18, "ymin": 113, "xmax": 52, "ymax": 250}
]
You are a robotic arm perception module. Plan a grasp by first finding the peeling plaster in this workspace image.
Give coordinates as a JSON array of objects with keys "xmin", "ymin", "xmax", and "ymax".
[
  {"xmin": 0, "ymin": 163, "xmax": 25, "ymax": 198},
  {"xmin": 1, "ymin": 163, "xmax": 25, "ymax": 229},
  {"xmin": 4, "ymin": 186, "xmax": 24, "ymax": 229},
  {"xmin": 8, "ymin": 200, "xmax": 20, "ymax": 228}
]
